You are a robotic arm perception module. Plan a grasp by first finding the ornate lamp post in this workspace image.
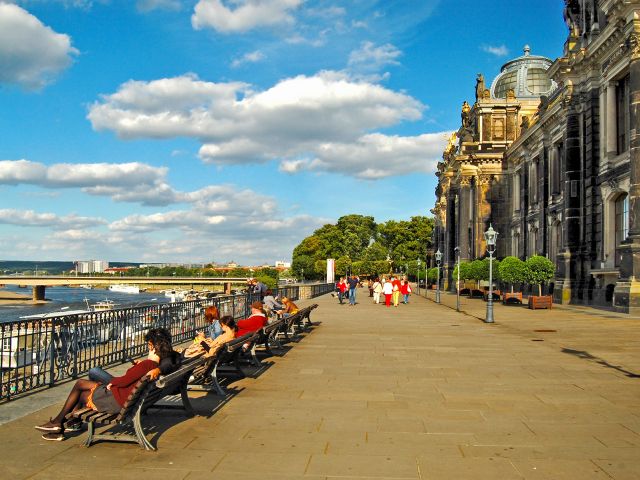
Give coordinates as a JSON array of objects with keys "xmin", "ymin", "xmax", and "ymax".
[
  {"xmin": 435, "ymin": 249, "xmax": 442, "ymax": 303},
  {"xmin": 416, "ymin": 258, "xmax": 421, "ymax": 295},
  {"xmin": 484, "ymin": 224, "xmax": 499, "ymax": 324}
]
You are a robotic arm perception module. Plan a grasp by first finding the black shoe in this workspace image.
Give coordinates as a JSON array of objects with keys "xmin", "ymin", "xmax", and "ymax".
[
  {"xmin": 41, "ymin": 432, "xmax": 65, "ymax": 442},
  {"xmin": 35, "ymin": 419, "xmax": 62, "ymax": 432}
]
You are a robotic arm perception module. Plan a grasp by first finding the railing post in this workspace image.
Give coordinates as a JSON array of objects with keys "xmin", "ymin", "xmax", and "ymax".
[
  {"xmin": 72, "ymin": 317, "xmax": 78, "ymax": 379},
  {"xmin": 48, "ymin": 322, "xmax": 56, "ymax": 387},
  {"xmin": 121, "ymin": 312, "xmax": 128, "ymax": 364}
]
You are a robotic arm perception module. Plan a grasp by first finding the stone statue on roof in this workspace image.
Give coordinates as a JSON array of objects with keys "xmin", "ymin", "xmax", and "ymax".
[{"xmin": 475, "ymin": 73, "xmax": 485, "ymax": 102}]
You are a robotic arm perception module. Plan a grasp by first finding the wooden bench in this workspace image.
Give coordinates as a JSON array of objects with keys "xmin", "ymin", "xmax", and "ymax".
[
  {"xmin": 67, "ymin": 356, "xmax": 205, "ymax": 451},
  {"xmin": 188, "ymin": 331, "xmax": 259, "ymax": 396}
]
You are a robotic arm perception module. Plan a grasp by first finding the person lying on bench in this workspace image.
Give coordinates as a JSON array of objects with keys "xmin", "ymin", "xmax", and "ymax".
[
  {"xmin": 182, "ymin": 316, "xmax": 238, "ymax": 358},
  {"xmin": 35, "ymin": 328, "xmax": 175, "ymax": 442},
  {"xmin": 88, "ymin": 328, "xmax": 180, "ymax": 384}
]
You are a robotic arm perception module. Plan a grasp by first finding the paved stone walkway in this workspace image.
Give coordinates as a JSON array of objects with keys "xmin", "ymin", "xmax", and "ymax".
[{"xmin": 1, "ymin": 290, "xmax": 639, "ymax": 479}]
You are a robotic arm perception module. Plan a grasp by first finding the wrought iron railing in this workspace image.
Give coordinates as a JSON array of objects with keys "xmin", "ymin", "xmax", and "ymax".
[{"xmin": 0, "ymin": 284, "xmax": 329, "ymax": 401}]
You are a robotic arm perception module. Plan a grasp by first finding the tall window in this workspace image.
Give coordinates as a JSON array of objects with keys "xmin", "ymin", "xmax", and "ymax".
[
  {"xmin": 615, "ymin": 193, "xmax": 629, "ymax": 267},
  {"xmin": 550, "ymin": 144, "xmax": 562, "ymax": 195},
  {"xmin": 529, "ymin": 161, "xmax": 538, "ymax": 204},
  {"xmin": 616, "ymin": 75, "xmax": 630, "ymax": 154},
  {"xmin": 513, "ymin": 173, "xmax": 520, "ymax": 213}
]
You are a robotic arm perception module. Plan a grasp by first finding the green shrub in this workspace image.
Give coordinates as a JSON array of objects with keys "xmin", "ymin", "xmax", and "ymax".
[
  {"xmin": 525, "ymin": 255, "xmax": 556, "ymax": 296},
  {"xmin": 498, "ymin": 256, "xmax": 527, "ymax": 293}
]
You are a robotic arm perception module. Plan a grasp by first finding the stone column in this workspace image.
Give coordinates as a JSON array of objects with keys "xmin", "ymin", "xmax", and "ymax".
[
  {"xmin": 614, "ymin": 31, "xmax": 640, "ymax": 313},
  {"xmin": 475, "ymin": 174, "xmax": 492, "ymax": 255},
  {"xmin": 606, "ymin": 81, "xmax": 617, "ymax": 156},
  {"xmin": 458, "ymin": 176, "xmax": 472, "ymax": 260},
  {"xmin": 555, "ymin": 96, "xmax": 582, "ymax": 305}
]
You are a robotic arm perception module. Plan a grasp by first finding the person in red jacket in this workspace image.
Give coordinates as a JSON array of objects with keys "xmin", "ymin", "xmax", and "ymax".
[
  {"xmin": 400, "ymin": 279, "xmax": 412, "ymax": 304},
  {"xmin": 35, "ymin": 328, "xmax": 174, "ymax": 442},
  {"xmin": 236, "ymin": 301, "xmax": 268, "ymax": 337}
]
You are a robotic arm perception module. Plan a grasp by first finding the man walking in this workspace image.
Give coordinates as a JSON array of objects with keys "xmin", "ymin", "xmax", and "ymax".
[{"xmin": 347, "ymin": 275, "xmax": 359, "ymax": 306}]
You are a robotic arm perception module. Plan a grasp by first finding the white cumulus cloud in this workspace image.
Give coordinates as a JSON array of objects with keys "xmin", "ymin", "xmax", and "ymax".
[
  {"xmin": 192, "ymin": 0, "xmax": 303, "ymax": 33},
  {"xmin": 481, "ymin": 44, "xmax": 509, "ymax": 57},
  {"xmin": 0, "ymin": 160, "xmax": 177, "ymax": 206},
  {"xmin": 88, "ymin": 71, "xmax": 428, "ymax": 178},
  {"xmin": 0, "ymin": 3, "xmax": 78, "ymax": 89},
  {"xmin": 231, "ymin": 50, "xmax": 265, "ymax": 68},
  {"xmin": 0, "ymin": 209, "xmax": 106, "ymax": 229}
]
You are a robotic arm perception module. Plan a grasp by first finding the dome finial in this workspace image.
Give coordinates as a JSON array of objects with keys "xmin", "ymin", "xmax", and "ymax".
[{"xmin": 523, "ymin": 44, "xmax": 531, "ymax": 56}]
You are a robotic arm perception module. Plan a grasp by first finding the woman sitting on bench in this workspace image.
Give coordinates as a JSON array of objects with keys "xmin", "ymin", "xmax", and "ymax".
[
  {"xmin": 35, "ymin": 328, "xmax": 175, "ymax": 442},
  {"xmin": 183, "ymin": 315, "xmax": 237, "ymax": 358},
  {"xmin": 281, "ymin": 297, "xmax": 299, "ymax": 317}
]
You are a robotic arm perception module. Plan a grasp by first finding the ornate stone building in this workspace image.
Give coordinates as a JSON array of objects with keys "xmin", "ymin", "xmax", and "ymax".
[{"xmin": 432, "ymin": 0, "xmax": 640, "ymax": 312}]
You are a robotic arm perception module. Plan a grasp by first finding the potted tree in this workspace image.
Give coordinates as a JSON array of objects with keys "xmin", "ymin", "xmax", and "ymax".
[
  {"xmin": 498, "ymin": 256, "xmax": 526, "ymax": 305},
  {"xmin": 427, "ymin": 267, "xmax": 438, "ymax": 288},
  {"xmin": 525, "ymin": 256, "xmax": 556, "ymax": 310},
  {"xmin": 468, "ymin": 259, "xmax": 485, "ymax": 298},
  {"xmin": 452, "ymin": 261, "xmax": 470, "ymax": 295}
]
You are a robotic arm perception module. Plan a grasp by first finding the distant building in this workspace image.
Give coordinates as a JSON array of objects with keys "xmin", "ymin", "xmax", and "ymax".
[
  {"xmin": 275, "ymin": 261, "xmax": 291, "ymax": 268},
  {"xmin": 75, "ymin": 260, "xmax": 109, "ymax": 274},
  {"xmin": 103, "ymin": 267, "xmax": 134, "ymax": 275}
]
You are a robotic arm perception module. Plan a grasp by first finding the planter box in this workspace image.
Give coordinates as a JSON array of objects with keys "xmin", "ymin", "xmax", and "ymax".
[
  {"xmin": 503, "ymin": 292, "xmax": 523, "ymax": 305},
  {"xmin": 528, "ymin": 295, "xmax": 553, "ymax": 310},
  {"xmin": 483, "ymin": 289, "xmax": 501, "ymax": 301}
]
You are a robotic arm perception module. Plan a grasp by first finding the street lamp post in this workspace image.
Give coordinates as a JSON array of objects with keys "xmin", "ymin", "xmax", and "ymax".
[
  {"xmin": 416, "ymin": 258, "xmax": 421, "ymax": 295},
  {"xmin": 484, "ymin": 224, "xmax": 499, "ymax": 324},
  {"xmin": 435, "ymin": 249, "xmax": 442, "ymax": 304},
  {"xmin": 301, "ymin": 268, "xmax": 304, "ymax": 283},
  {"xmin": 455, "ymin": 246, "xmax": 461, "ymax": 312}
]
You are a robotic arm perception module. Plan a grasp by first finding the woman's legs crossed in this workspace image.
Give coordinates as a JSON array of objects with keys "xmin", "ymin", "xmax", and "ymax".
[{"xmin": 50, "ymin": 379, "xmax": 98, "ymax": 427}]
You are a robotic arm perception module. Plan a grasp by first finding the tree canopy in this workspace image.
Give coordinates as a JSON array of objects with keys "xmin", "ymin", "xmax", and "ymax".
[{"xmin": 291, "ymin": 214, "xmax": 434, "ymax": 279}]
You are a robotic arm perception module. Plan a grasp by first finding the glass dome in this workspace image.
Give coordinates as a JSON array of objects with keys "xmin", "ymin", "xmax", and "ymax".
[{"xmin": 490, "ymin": 45, "xmax": 556, "ymax": 99}]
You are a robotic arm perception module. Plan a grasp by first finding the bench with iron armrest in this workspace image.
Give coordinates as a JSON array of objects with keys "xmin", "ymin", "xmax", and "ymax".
[
  {"xmin": 299, "ymin": 304, "xmax": 319, "ymax": 329},
  {"xmin": 187, "ymin": 331, "xmax": 259, "ymax": 396},
  {"xmin": 278, "ymin": 310, "xmax": 304, "ymax": 340},
  {"xmin": 251, "ymin": 317, "xmax": 287, "ymax": 357},
  {"xmin": 66, "ymin": 355, "xmax": 206, "ymax": 451}
]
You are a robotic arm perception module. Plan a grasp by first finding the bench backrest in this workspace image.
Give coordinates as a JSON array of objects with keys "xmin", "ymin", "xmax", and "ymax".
[{"xmin": 116, "ymin": 356, "xmax": 205, "ymax": 422}]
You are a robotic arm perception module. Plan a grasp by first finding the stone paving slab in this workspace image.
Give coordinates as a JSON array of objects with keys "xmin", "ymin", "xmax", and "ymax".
[{"xmin": 1, "ymin": 290, "xmax": 640, "ymax": 478}]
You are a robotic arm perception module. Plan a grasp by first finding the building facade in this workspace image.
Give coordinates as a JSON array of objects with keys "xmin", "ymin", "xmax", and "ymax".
[{"xmin": 432, "ymin": 0, "xmax": 640, "ymax": 312}]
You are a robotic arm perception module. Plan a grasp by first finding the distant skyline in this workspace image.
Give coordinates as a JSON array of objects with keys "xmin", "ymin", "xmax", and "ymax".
[{"xmin": 0, "ymin": 0, "xmax": 567, "ymax": 264}]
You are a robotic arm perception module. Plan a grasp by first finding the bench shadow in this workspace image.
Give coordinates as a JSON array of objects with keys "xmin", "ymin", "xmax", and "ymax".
[{"xmin": 561, "ymin": 348, "xmax": 640, "ymax": 378}]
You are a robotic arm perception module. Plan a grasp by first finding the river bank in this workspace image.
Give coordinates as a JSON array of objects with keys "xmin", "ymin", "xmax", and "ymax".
[{"xmin": 0, "ymin": 290, "xmax": 38, "ymax": 305}]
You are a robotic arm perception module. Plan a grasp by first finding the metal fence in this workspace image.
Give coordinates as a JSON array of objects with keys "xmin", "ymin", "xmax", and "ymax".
[{"xmin": 0, "ymin": 284, "xmax": 330, "ymax": 401}]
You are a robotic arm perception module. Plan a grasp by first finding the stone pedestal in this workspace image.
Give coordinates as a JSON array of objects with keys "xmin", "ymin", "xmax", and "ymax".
[{"xmin": 614, "ymin": 240, "xmax": 640, "ymax": 313}]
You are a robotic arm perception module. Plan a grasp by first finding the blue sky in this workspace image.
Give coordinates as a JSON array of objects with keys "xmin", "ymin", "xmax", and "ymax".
[{"xmin": 0, "ymin": 0, "xmax": 567, "ymax": 265}]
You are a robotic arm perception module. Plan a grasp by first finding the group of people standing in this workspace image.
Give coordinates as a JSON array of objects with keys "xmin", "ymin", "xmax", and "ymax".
[
  {"xmin": 336, "ymin": 276, "xmax": 412, "ymax": 307},
  {"xmin": 371, "ymin": 277, "xmax": 412, "ymax": 307}
]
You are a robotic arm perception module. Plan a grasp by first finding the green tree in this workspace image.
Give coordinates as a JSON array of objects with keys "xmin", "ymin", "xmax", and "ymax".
[
  {"xmin": 427, "ymin": 267, "xmax": 438, "ymax": 284},
  {"xmin": 498, "ymin": 256, "xmax": 527, "ymax": 293},
  {"xmin": 525, "ymin": 256, "xmax": 556, "ymax": 296},
  {"xmin": 335, "ymin": 256, "xmax": 352, "ymax": 276}
]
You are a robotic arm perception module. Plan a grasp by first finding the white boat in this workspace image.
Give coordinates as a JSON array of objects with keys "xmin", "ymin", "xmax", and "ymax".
[
  {"xmin": 79, "ymin": 284, "xmax": 93, "ymax": 290},
  {"xmin": 109, "ymin": 284, "xmax": 140, "ymax": 294},
  {"xmin": 91, "ymin": 300, "xmax": 116, "ymax": 311}
]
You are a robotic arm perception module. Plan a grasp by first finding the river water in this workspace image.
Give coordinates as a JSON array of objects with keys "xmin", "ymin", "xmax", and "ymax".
[{"xmin": 0, "ymin": 285, "xmax": 163, "ymax": 323}]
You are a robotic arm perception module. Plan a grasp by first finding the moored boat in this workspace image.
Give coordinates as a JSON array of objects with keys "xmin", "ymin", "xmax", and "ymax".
[{"xmin": 108, "ymin": 284, "xmax": 140, "ymax": 294}]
